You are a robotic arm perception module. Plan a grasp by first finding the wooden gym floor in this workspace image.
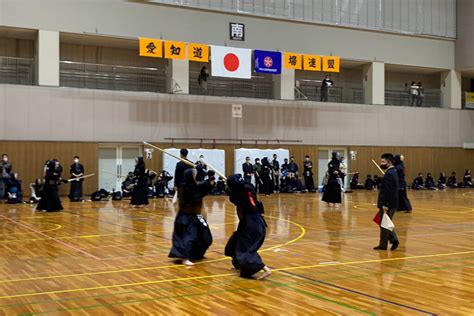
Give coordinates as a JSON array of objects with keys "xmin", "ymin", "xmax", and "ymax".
[{"xmin": 0, "ymin": 189, "xmax": 472, "ymax": 315}]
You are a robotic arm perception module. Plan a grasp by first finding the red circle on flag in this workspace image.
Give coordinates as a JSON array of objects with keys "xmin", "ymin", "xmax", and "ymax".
[{"xmin": 224, "ymin": 53, "xmax": 239, "ymax": 72}]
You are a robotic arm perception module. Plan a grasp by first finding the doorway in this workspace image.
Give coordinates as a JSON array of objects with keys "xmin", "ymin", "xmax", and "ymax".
[{"xmin": 98, "ymin": 145, "xmax": 142, "ymax": 191}]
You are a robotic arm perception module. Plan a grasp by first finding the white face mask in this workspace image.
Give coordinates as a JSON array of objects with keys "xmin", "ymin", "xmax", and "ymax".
[
  {"xmin": 74, "ymin": 159, "xmax": 79, "ymax": 163},
  {"xmin": 2, "ymin": 158, "xmax": 7, "ymax": 162}
]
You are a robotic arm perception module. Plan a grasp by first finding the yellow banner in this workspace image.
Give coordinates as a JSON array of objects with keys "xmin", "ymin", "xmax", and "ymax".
[
  {"xmin": 303, "ymin": 55, "xmax": 321, "ymax": 71},
  {"xmin": 466, "ymin": 92, "xmax": 474, "ymax": 102},
  {"xmin": 283, "ymin": 52, "xmax": 302, "ymax": 70},
  {"xmin": 322, "ymin": 56, "xmax": 340, "ymax": 72},
  {"xmin": 139, "ymin": 38, "xmax": 162, "ymax": 58},
  {"xmin": 188, "ymin": 43, "xmax": 209, "ymax": 62},
  {"xmin": 466, "ymin": 92, "xmax": 474, "ymax": 109},
  {"xmin": 164, "ymin": 41, "xmax": 187, "ymax": 59}
]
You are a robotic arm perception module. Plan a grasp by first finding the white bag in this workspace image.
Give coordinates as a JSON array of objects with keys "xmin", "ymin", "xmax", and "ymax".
[
  {"xmin": 172, "ymin": 191, "xmax": 178, "ymax": 204},
  {"xmin": 381, "ymin": 213, "xmax": 395, "ymax": 231}
]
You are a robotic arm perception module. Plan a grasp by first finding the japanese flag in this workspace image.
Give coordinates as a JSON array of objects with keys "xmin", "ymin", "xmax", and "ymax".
[{"xmin": 211, "ymin": 45, "xmax": 251, "ymax": 79}]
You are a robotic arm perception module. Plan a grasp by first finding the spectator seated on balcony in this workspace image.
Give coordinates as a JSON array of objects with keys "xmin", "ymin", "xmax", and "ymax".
[{"xmin": 412, "ymin": 173, "xmax": 426, "ymax": 190}]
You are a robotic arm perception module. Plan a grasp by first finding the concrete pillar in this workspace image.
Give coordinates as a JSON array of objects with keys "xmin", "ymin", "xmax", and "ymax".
[
  {"xmin": 36, "ymin": 30, "xmax": 59, "ymax": 86},
  {"xmin": 273, "ymin": 68, "xmax": 295, "ymax": 100},
  {"xmin": 363, "ymin": 61, "xmax": 385, "ymax": 105},
  {"xmin": 165, "ymin": 59, "xmax": 189, "ymax": 94},
  {"xmin": 441, "ymin": 70, "xmax": 462, "ymax": 109}
]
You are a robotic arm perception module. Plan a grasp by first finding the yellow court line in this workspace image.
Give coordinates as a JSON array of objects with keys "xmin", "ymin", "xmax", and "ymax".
[
  {"xmin": 0, "ymin": 231, "xmax": 146, "ymax": 243},
  {"xmin": 0, "ymin": 250, "xmax": 471, "ymax": 300},
  {"xmin": 353, "ymin": 204, "xmax": 473, "ymax": 214},
  {"xmin": 0, "ymin": 215, "xmax": 306, "ymax": 284},
  {"xmin": 462, "ymin": 192, "xmax": 474, "ymax": 199},
  {"xmin": 0, "ymin": 224, "xmax": 62, "ymax": 236}
]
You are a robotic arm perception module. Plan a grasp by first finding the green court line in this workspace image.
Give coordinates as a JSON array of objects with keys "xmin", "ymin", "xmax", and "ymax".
[
  {"xmin": 15, "ymin": 282, "xmax": 319, "ymax": 315},
  {"xmin": 8, "ymin": 262, "xmax": 471, "ymax": 315},
  {"xmin": 2, "ymin": 255, "xmax": 471, "ymax": 310},
  {"xmin": 268, "ymin": 280, "xmax": 376, "ymax": 316}
]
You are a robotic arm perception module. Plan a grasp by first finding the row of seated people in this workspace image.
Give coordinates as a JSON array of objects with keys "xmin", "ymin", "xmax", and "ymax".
[
  {"xmin": 350, "ymin": 174, "xmax": 382, "ymax": 190},
  {"xmin": 412, "ymin": 170, "xmax": 473, "ymax": 190},
  {"xmin": 350, "ymin": 170, "xmax": 473, "ymax": 191},
  {"xmin": 120, "ymin": 170, "xmax": 227, "ymax": 200}
]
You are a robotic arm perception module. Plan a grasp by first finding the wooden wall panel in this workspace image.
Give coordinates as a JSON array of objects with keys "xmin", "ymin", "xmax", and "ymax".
[
  {"xmin": 1, "ymin": 141, "xmax": 472, "ymax": 196},
  {"xmin": 0, "ymin": 141, "xmax": 98, "ymax": 196},
  {"xmin": 349, "ymin": 146, "xmax": 474, "ymax": 184}
]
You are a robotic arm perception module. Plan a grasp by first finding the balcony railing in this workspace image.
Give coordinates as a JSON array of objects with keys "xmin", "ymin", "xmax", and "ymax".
[
  {"xmin": 296, "ymin": 79, "xmax": 365, "ymax": 104},
  {"xmin": 385, "ymin": 89, "xmax": 442, "ymax": 108},
  {"xmin": 189, "ymin": 71, "xmax": 273, "ymax": 99},
  {"xmin": 0, "ymin": 56, "xmax": 35, "ymax": 85},
  {"xmin": 60, "ymin": 61, "xmax": 166, "ymax": 93}
]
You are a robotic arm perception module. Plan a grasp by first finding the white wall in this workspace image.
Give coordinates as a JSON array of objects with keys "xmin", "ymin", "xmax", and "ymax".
[
  {"xmin": 153, "ymin": 0, "xmax": 457, "ymax": 38},
  {"xmin": 0, "ymin": 0, "xmax": 455, "ymax": 69},
  {"xmin": 456, "ymin": 0, "xmax": 474, "ymax": 70},
  {"xmin": 0, "ymin": 84, "xmax": 472, "ymax": 148}
]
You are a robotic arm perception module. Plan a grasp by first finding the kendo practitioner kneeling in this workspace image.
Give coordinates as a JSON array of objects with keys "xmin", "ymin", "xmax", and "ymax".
[
  {"xmin": 169, "ymin": 168, "xmax": 215, "ymax": 266},
  {"xmin": 225, "ymin": 174, "xmax": 271, "ymax": 280}
]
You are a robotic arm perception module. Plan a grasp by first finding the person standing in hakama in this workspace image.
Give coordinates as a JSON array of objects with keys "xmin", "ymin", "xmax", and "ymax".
[
  {"xmin": 69, "ymin": 156, "xmax": 84, "ymax": 202},
  {"xmin": 130, "ymin": 157, "xmax": 155, "ymax": 207},
  {"xmin": 37, "ymin": 160, "xmax": 65, "ymax": 212},
  {"xmin": 394, "ymin": 155, "xmax": 412, "ymax": 213},
  {"xmin": 322, "ymin": 152, "xmax": 342, "ymax": 206},
  {"xmin": 169, "ymin": 168, "xmax": 215, "ymax": 266}
]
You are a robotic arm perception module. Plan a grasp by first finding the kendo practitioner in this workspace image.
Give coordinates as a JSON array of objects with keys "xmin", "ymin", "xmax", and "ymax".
[
  {"xmin": 288, "ymin": 157, "xmax": 299, "ymax": 192},
  {"xmin": 412, "ymin": 173, "xmax": 426, "ymax": 190},
  {"xmin": 350, "ymin": 173, "xmax": 364, "ymax": 190},
  {"xmin": 130, "ymin": 157, "xmax": 155, "ymax": 207},
  {"xmin": 122, "ymin": 172, "xmax": 135, "ymax": 198},
  {"xmin": 447, "ymin": 172, "xmax": 458, "ymax": 188},
  {"xmin": 195, "ymin": 155, "xmax": 208, "ymax": 181},
  {"xmin": 253, "ymin": 158, "xmax": 262, "ymax": 193},
  {"xmin": 225, "ymin": 174, "xmax": 271, "ymax": 280},
  {"xmin": 374, "ymin": 153, "xmax": 400, "ymax": 251},
  {"xmin": 303, "ymin": 155, "xmax": 315, "ymax": 193},
  {"xmin": 0, "ymin": 154, "xmax": 12, "ymax": 200},
  {"xmin": 69, "ymin": 156, "xmax": 85, "ymax": 202},
  {"xmin": 425, "ymin": 173, "xmax": 437, "ymax": 190},
  {"xmin": 260, "ymin": 157, "xmax": 272, "ymax": 196},
  {"xmin": 438, "ymin": 173, "xmax": 447, "ymax": 189},
  {"xmin": 272, "ymin": 154, "xmax": 280, "ymax": 192},
  {"xmin": 174, "ymin": 149, "xmax": 193, "ymax": 202},
  {"xmin": 29, "ymin": 178, "xmax": 44, "ymax": 204},
  {"xmin": 37, "ymin": 160, "xmax": 67, "ymax": 212},
  {"xmin": 374, "ymin": 174, "xmax": 382, "ymax": 189},
  {"xmin": 169, "ymin": 168, "xmax": 215, "ymax": 266},
  {"xmin": 6, "ymin": 173, "xmax": 23, "ymax": 204},
  {"xmin": 280, "ymin": 158, "xmax": 290, "ymax": 193},
  {"xmin": 242, "ymin": 157, "xmax": 254, "ymax": 184},
  {"xmin": 322, "ymin": 151, "xmax": 342, "ymax": 206},
  {"xmin": 154, "ymin": 171, "xmax": 173, "ymax": 198},
  {"xmin": 364, "ymin": 175, "xmax": 375, "ymax": 190},
  {"xmin": 464, "ymin": 170, "xmax": 473, "ymax": 188},
  {"xmin": 394, "ymin": 155, "xmax": 412, "ymax": 213}
]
